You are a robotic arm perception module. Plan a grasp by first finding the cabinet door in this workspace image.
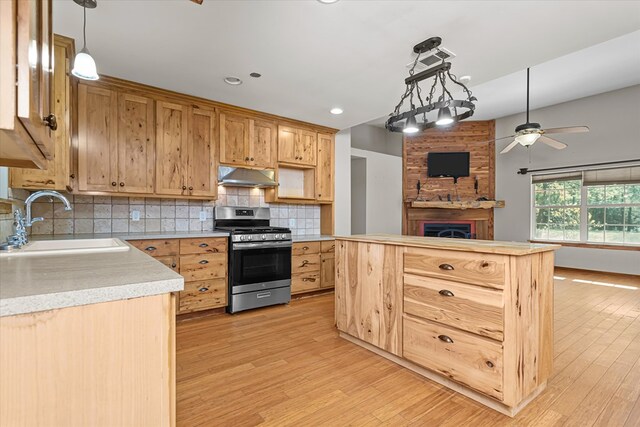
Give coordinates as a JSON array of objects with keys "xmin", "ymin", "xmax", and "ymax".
[
  {"xmin": 277, "ymin": 125, "xmax": 298, "ymax": 164},
  {"xmin": 117, "ymin": 93, "xmax": 155, "ymax": 194},
  {"xmin": 248, "ymin": 119, "xmax": 276, "ymax": 168},
  {"xmin": 320, "ymin": 252, "xmax": 335, "ymax": 289},
  {"xmin": 297, "ymin": 129, "xmax": 317, "ymax": 166},
  {"xmin": 315, "ymin": 133, "xmax": 334, "ymax": 201},
  {"xmin": 10, "ymin": 36, "xmax": 72, "ymax": 190},
  {"xmin": 156, "ymin": 101, "xmax": 188, "ymax": 196},
  {"xmin": 15, "ymin": 0, "xmax": 54, "ymax": 158},
  {"xmin": 219, "ymin": 112, "xmax": 249, "ymax": 166},
  {"xmin": 77, "ymin": 84, "xmax": 118, "ymax": 192},
  {"xmin": 187, "ymin": 107, "xmax": 217, "ymax": 198},
  {"xmin": 335, "ymin": 241, "xmax": 403, "ymax": 356}
]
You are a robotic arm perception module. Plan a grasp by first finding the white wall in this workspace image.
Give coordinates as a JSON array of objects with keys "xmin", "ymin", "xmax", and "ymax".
[
  {"xmin": 334, "ymin": 129, "xmax": 352, "ymax": 236},
  {"xmin": 495, "ymin": 85, "xmax": 640, "ymax": 275},
  {"xmin": 351, "ymin": 148, "xmax": 402, "ymax": 234},
  {"xmin": 350, "ymin": 123, "xmax": 403, "ymax": 157}
]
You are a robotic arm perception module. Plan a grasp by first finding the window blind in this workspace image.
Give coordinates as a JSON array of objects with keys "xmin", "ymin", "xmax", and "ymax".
[
  {"xmin": 531, "ymin": 172, "xmax": 582, "ymax": 184},
  {"xmin": 583, "ymin": 166, "xmax": 640, "ymax": 185}
]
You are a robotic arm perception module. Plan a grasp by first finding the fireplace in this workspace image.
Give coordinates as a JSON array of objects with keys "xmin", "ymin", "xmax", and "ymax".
[{"xmin": 419, "ymin": 220, "xmax": 476, "ymax": 239}]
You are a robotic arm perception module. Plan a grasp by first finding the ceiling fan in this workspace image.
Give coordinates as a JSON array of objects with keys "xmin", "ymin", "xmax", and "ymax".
[{"xmin": 496, "ymin": 67, "xmax": 589, "ymax": 154}]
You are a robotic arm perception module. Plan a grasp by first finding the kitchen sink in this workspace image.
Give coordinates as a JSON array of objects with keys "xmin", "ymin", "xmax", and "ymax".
[{"xmin": 0, "ymin": 238, "xmax": 130, "ymax": 257}]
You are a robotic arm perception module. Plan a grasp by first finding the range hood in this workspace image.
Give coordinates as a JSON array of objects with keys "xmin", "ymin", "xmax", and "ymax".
[{"xmin": 217, "ymin": 166, "xmax": 278, "ymax": 188}]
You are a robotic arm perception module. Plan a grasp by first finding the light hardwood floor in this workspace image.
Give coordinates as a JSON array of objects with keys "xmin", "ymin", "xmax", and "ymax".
[{"xmin": 176, "ymin": 268, "xmax": 640, "ymax": 426}]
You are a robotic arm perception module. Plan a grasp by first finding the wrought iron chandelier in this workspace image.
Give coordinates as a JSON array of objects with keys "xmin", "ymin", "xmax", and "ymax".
[{"xmin": 385, "ymin": 37, "xmax": 476, "ymax": 134}]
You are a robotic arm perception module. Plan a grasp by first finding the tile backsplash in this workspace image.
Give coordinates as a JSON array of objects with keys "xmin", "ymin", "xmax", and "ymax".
[{"xmin": 17, "ymin": 186, "xmax": 321, "ymax": 237}]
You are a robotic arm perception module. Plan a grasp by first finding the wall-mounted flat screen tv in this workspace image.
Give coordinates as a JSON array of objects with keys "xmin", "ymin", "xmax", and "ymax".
[{"xmin": 427, "ymin": 152, "xmax": 470, "ymax": 179}]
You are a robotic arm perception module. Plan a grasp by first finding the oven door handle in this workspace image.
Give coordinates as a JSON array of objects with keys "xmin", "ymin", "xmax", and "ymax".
[{"xmin": 233, "ymin": 241, "xmax": 293, "ymax": 250}]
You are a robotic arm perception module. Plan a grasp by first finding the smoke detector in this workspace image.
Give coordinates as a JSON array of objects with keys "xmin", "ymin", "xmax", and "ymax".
[{"xmin": 406, "ymin": 46, "xmax": 456, "ymax": 72}]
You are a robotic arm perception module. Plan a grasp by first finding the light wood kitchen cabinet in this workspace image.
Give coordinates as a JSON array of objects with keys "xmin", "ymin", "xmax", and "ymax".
[
  {"xmin": 220, "ymin": 112, "xmax": 276, "ymax": 169},
  {"xmin": 277, "ymin": 125, "xmax": 316, "ymax": 166},
  {"xmin": 77, "ymin": 84, "xmax": 118, "ymax": 192},
  {"xmin": 187, "ymin": 107, "xmax": 217, "ymax": 198},
  {"xmin": 291, "ymin": 239, "xmax": 335, "ymax": 295},
  {"xmin": 78, "ymin": 84, "xmax": 155, "ymax": 194},
  {"xmin": 315, "ymin": 133, "xmax": 334, "ymax": 202},
  {"xmin": 11, "ymin": 35, "xmax": 74, "ymax": 190},
  {"xmin": 0, "ymin": 0, "xmax": 55, "ymax": 169},
  {"xmin": 131, "ymin": 237, "xmax": 228, "ymax": 315},
  {"xmin": 155, "ymin": 101, "xmax": 188, "ymax": 196}
]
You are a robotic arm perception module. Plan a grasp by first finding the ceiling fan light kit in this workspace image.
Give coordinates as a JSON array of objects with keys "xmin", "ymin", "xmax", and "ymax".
[{"xmin": 386, "ymin": 36, "xmax": 476, "ymax": 134}]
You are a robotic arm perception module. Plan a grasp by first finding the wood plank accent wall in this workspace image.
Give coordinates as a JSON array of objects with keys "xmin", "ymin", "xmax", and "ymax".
[
  {"xmin": 403, "ymin": 120, "xmax": 495, "ymax": 202},
  {"xmin": 402, "ymin": 120, "xmax": 496, "ymax": 238}
]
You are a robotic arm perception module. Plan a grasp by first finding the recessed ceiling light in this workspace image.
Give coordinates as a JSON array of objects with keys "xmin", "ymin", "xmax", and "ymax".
[
  {"xmin": 459, "ymin": 75, "xmax": 472, "ymax": 83},
  {"xmin": 249, "ymin": 72, "xmax": 261, "ymax": 78},
  {"xmin": 317, "ymin": 0, "xmax": 339, "ymax": 3},
  {"xmin": 330, "ymin": 107, "xmax": 343, "ymax": 115},
  {"xmin": 224, "ymin": 76, "xmax": 242, "ymax": 85}
]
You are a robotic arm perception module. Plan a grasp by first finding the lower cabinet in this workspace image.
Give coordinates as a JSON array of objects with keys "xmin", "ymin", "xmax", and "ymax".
[
  {"xmin": 291, "ymin": 239, "xmax": 335, "ymax": 295},
  {"xmin": 130, "ymin": 237, "xmax": 228, "ymax": 314}
]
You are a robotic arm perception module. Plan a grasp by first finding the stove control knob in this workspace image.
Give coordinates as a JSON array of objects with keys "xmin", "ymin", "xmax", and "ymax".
[
  {"xmin": 262, "ymin": 234, "xmax": 267, "ymax": 240},
  {"xmin": 241, "ymin": 235, "xmax": 248, "ymax": 241},
  {"xmin": 275, "ymin": 234, "xmax": 281, "ymax": 240}
]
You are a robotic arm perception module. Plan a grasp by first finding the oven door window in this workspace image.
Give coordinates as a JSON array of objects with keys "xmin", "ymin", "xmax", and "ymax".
[{"xmin": 231, "ymin": 246, "xmax": 292, "ymax": 286}]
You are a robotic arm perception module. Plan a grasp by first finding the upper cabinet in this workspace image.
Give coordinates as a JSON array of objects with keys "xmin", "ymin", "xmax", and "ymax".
[
  {"xmin": 277, "ymin": 126, "xmax": 316, "ymax": 166},
  {"xmin": 11, "ymin": 35, "xmax": 74, "ymax": 190},
  {"xmin": 316, "ymin": 133, "xmax": 334, "ymax": 202},
  {"xmin": 156, "ymin": 102, "xmax": 217, "ymax": 198},
  {"xmin": 219, "ymin": 112, "xmax": 276, "ymax": 169},
  {"xmin": 0, "ymin": 0, "xmax": 55, "ymax": 168}
]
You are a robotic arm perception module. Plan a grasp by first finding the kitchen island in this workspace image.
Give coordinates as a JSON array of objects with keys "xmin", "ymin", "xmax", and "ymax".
[
  {"xmin": 335, "ymin": 234, "xmax": 558, "ymax": 417},
  {"xmin": 0, "ymin": 241, "xmax": 183, "ymax": 426}
]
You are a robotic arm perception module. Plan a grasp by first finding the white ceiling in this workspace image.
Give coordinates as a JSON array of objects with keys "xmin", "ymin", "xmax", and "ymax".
[{"xmin": 53, "ymin": 1, "xmax": 640, "ymax": 130}]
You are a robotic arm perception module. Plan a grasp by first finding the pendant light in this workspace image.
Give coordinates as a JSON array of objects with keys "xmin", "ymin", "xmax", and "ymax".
[
  {"xmin": 435, "ymin": 106, "xmax": 454, "ymax": 126},
  {"xmin": 71, "ymin": 0, "xmax": 99, "ymax": 81},
  {"xmin": 403, "ymin": 114, "xmax": 419, "ymax": 134}
]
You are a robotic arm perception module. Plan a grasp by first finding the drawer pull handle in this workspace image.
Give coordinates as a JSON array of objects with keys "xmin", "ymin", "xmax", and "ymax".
[
  {"xmin": 257, "ymin": 291, "xmax": 271, "ymax": 299},
  {"xmin": 199, "ymin": 243, "xmax": 209, "ymax": 248},
  {"xmin": 199, "ymin": 260, "xmax": 209, "ymax": 265},
  {"xmin": 438, "ymin": 335, "xmax": 454, "ymax": 344},
  {"xmin": 302, "ymin": 277, "xmax": 316, "ymax": 282},
  {"xmin": 302, "ymin": 246, "xmax": 309, "ymax": 251},
  {"xmin": 171, "ymin": 263, "xmax": 177, "ymax": 268},
  {"xmin": 438, "ymin": 289, "xmax": 455, "ymax": 297},
  {"xmin": 198, "ymin": 287, "xmax": 209, "ymax": 292},
  {"xmin": 439, "ymin": 263, "xmax": 454, "ymax": 271},
  {"xmin": 145, "ymin": 246, "xmax": 156, "ymax": 251},
  {"xmin": 486, "ymin": 360, "xmax": 494, "ymax": 368},
  {"xmin": 301, "ymin": 260, "xmax": 309, "ymax": 266}
]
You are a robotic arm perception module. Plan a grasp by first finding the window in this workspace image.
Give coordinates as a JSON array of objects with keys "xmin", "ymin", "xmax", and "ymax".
[{"xmin": 531, "ymin": 166, "xmax": 640, "ymax": 246}]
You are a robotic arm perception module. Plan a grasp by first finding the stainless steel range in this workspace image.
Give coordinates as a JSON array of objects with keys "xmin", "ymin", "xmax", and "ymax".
[{"xmin": 215, "ymin": 206, "xmax": 292, "ymax": 313}]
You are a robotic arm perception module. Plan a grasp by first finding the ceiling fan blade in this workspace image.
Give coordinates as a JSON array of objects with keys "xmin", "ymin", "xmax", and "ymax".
[
  {"xmin": 539, "ymin": 135, "xmax": 567, "ymax": 150},
  {"xmin": 500, "ymin": 140, "xmax": 519, "ymax": 154},
  {"xmin": 543, "ymin": 126, "xmax": 589, "ymax": 134}
]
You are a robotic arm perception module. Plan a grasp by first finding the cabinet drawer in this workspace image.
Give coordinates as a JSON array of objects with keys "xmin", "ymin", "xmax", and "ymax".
[
  {"xmin": 403, "ymin": 315, "xmax": 503, "ymax": 401},
  {"xmin": 129, "ymin": 239, "xmax": 179, "ymax": 257},
  {"xmin": 292, "ymin": 241, "xmax": 321, "ymax": 256},
  {"xmin": 291, "ymin": 272, "xmax": 320, "ymax": 294},
  {"xmin": 404, "ymin": 248, "xmax": 507, "ymax": 289},
  {"xmin": 179, "ymin": 237, "xmax": 227, "ymax": 255},
  {"xmin": 156, "ymin": 256, "xmax": 180, "ymax": 273},
  {"xmin": 180, "ymin": 253, "xmax": 226, "ymax": 282},
  {"xmin": 404, "ymin": 274, "xmax": 504, "ymax": 341},
  {"xmin": 178, "ymin": 279, "xmax": 227, "ymax": 313},
  {"xmin": 292, "ymin": 253, "xmax": 321, "ymax": 274},
  {"xmin": 320, "ymin": 240, "xmax": 335, "ymax": 253},
  {"xmin": 320, "ymin": 253, "xmax": 335, "ymax": 288}
]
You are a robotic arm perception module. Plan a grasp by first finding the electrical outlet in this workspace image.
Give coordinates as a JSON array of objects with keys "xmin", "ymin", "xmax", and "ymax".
[
  {"xmin": 131, "ymin": 210, "xmax": 140, "ymax": 221},
  {"xmin": 199, "ymin": 211, "xmax": 206, "ymax": 222}
]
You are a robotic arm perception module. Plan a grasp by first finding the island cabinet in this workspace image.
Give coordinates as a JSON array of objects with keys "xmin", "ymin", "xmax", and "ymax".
[
  {"xmin": 335, "ymin": 235, "xmax": 557, "ymax": 417},
  {"xmin": 130, "ymin": 237, "xmax": 228, "ymax": 314},
  {"xmin": 291, "ymin": 240, "xmax": 336, "ymax": 294},
  {"xmin": 0, "ymin": 0, "xmax": 55, "ymax": 169}
]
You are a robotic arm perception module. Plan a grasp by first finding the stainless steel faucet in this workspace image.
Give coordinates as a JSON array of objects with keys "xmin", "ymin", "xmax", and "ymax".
[{"xmin": 2, "ymin": 191, "xmax": 73, "ymax": 249}]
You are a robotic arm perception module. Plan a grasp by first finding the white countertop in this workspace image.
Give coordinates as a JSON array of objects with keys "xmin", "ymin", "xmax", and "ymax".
[
  {"xmin": 30, "ymin": 231, "xmax": 230, "ymax": 241},
  {"xmin": 292, "ymin": 235, "xmax": 334, "ymax": 242},
  {"xmin": 0, "ymin": 240, "xmax": 184, "ymax": 317}
]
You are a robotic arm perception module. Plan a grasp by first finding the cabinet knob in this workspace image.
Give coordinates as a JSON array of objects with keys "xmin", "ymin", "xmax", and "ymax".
[
  {"xmin": 438, "ymin": 289, "xmax": 455, "ymax": 297},
  {"xmin": 302, "ymin": 246, "xmax": 309, "ymax": 251},
  {"xmin": 199, "ymin": 260, "xmax": 209, "ymax": 265},
  {"xmin": 199, "ymin": 243, "xmax": 209, "ymax": 248},
  {"xmin": 486, "ymin": 360, "xmax": 494, "ymax": 368},
  {"xmin": 171, "ymin": 263, "xmax": 177, "ymax": 268},
  {"xmin": 182, "ymin": 186, "xmax": 187, "ymax": 190},
  {"xmin": 302, "ymin": 277, "xmax": 316, "ymax": 282},
  {"xmin": 245, "ymin": 157, "xmax": 250, "ymax": 161},
  {"xmin": 189, "ymin": 186, "xmax": 193, "ymax": 191},
  {"xmin": 43, "ymin": 114, "xmax": 57, "ymax": 131},
  {"xmin": 318, "ymin": 193, "xmax": 321, "ymax": 197},
  {"xmin": 301, "ymin": 260, "xmax": 309, "ymax": 266},
  {"xmin": 250, "ymin": 157, "xmax": 254, "ymax": 161},
  {"xmin": 198, "ymin": 287, "xmax": 209, "ymax": 292},
  {"xmin": 438, "ymin": 335, "xmax": 454, "ymax": 344},
  {"xmin": 439, "ymin": 263, "xmax": 454, "ymax": 271},
  {"xmin": 119, "ymin": 182, "xmax": 125, "ymax": 187},
  {"xmin": 145, "ymin": 246, "xmax": 156, "ymax": 251},
  {"xmin": 70, "ymin": 174, "xmax": 75, "ymax": 179},
  {"xmin": 111, "ymin": 182, "xmax": 117, "ymax": 187}
]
